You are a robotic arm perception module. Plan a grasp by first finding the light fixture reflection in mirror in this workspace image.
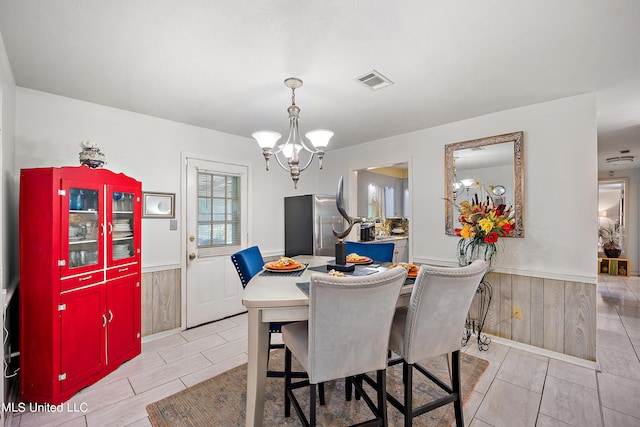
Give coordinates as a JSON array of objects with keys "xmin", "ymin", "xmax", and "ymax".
[{"xmin": 444, "ymin": 131, "xmax": 524, "ymax": 237}]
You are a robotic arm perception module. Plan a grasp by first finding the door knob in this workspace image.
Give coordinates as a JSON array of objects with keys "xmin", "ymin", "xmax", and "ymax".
[{"xmin": 189, "ymin": 253, "xmax": 197, "ymax": 260}]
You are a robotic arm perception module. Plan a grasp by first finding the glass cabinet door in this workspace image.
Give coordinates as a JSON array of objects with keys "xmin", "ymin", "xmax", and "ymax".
[
  {"xmin": 110, "ymin": 191, "xmax": 135, "ymax": 263},
  {"xmin": 67, "ymin": 186, "xmax": 101, "ymax": 270}
]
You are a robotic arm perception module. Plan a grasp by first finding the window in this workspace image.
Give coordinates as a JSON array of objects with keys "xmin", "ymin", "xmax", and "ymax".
[{"xmin": 197, "ymin": 172, "xmax": 240, "ymax": 248}]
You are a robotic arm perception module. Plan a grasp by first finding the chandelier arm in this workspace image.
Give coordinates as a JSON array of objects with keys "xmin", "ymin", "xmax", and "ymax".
[
  {"xmin": 286, "ymin": 118, "xmax": 301, "ymax": 163},
  {"xmin": 273, "ymin": 152, "xmax": 293, "ymax": 172},
  {"xmin": 298, "ymin": 138, "xmax": 319, "ymax": 154},
  {"xmin": 297, "ymin": 152, "xmax": 316, "ymax": 173}
]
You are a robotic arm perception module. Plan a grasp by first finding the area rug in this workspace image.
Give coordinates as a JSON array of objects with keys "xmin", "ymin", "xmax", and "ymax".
[{"xmin": 147, "ymin": 351, "xmax": 488, "ymax": 427}]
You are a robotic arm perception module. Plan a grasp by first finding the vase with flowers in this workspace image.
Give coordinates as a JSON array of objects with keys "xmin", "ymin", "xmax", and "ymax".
[
  {"xmin": 599, "ymin": 222, "xmax": 623, "ymax": 258},
  {"xmin": 455, "ymin": 194, "xmax": 515, "ymax": 268}
]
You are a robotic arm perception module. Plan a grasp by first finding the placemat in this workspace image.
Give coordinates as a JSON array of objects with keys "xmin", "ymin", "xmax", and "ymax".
[
  {"xmin": 296, "ymin": 282, "xmax": 310, "ymax": 295},
  {"xmin": 308, "ymin": 265, "xmax": 379, "ymax": 276},
  {"xmin": 259, "ymin": 263, "xmax": 309, "ymax": 277}
]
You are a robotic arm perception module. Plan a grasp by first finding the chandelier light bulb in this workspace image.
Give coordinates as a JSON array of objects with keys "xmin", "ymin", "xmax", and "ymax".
[{"xmin": 281, "ymin": 143, "xmax": 302, "ymax": 159}]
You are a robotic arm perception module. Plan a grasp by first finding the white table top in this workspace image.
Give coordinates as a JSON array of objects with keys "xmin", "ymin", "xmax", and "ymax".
[{"xmin": 242, "ymin": 255, "xmax": 413, "ymax": 309}]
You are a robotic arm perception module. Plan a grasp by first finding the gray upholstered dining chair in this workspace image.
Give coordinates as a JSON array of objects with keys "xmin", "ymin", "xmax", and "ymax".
[
  {"xmin": 282, "ymin": 267, "xmax": 408, "ymax": 427},
  {"xmin": 386, "ymin": 260, "xmax": 487, "ymax": 427}
]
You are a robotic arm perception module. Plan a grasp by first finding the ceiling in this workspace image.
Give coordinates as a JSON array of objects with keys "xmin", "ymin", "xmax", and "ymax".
[{"xmin": 1, "ymin": 1, "xmax": 639, "ymax": 171}]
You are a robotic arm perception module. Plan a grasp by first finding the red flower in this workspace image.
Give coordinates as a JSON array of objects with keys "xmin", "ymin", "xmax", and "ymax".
[
  {"xmin": 484, "ymin": 232, "xmax": 499, "ymax": 244},
  {"xmin": 454, "ymin": 228, "xmax": 462, "ymax": 237},
  {"xmin": 502, "ymin": 223, "xmax": 512, "ymax": 235}
]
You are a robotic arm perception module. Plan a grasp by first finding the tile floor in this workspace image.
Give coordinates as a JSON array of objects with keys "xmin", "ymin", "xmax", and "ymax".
[{"xmin": 8, "ymin": 274, "xmax": 640, "ymax": 426}]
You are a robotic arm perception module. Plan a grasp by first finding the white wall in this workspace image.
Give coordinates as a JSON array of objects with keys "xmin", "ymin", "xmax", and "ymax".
[
  {"xmin": 15, "ymin": 88, "xmax": 320, "ymax": 269},
  {"xmin": 0, "ymin": 30, "xmax": 16, "ymax": 292},
  {"xmin": 0, "ymin": 28, "xmax": 16, "ymax": 418},
  {"xmin": 15, "ymin": 89, "xmax": 599, "ymax": 284},
  {"xmin": 322, "ymin": 94, "xmax": 598, "ymax": 283}
]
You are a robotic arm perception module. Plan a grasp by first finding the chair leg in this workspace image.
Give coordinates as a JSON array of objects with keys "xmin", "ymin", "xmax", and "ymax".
[
  {"xmin": 310, "ymin": 383, "xmax": 317, "ymax": 427},
  {"xmin": 346, "ymin": 376, "xmax": 353, "ymax": 401},
  {"xmin": 452, "ymin": 350, "xmax": 464, "ymax": 427},
  {"xmin": 284, "ymin": 347, "xmax": 292, "ymax": 418},
  {"xmin": 403, "ymin": 362, "xmax": 413, "ymax": 427},
  {"xmin": 319, "ymin": 382, "xmax": 326, "ymax": 405},
  {"xmin": 377, "ymin": 369, "xmax": 388, "ymax": 426}
]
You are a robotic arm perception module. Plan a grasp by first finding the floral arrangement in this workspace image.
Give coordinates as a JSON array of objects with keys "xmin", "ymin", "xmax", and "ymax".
[{"xmin": 455, "ymin": 194, "xmax": 515, "ymax": 266}]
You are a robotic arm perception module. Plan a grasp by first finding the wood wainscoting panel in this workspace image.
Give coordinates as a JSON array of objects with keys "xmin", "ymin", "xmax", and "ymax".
[
  {"xmin": 511, "ymin": 275, "xmax": 531, "ymax": 345},
  {"xmin": 152, "ymin": 269, "xmax": 181, "ymax": 334},
  {"xmin": 530, "ymin": 277, "xmax": 545, "ymax": 348},
  {"xmin": 141, "ymin": 268, "xmax": 181, "ymax": 336},
  {"xmin": 563, "ymin": 281, "xmax": 597, "ymax": 361},
  {"xmin": 469, "ymin": 271, "xmax": 596, "ymax": 361},
  {"xmin": 499, "ymin": 273, "xmax": 513, "ymax": 339},
  {"xmin": 543, "ymin": 279, "xmax": 565, "ymax": 353},
  {"xmin": 141, "ymin": 273, "xmax": 154, "ymax": 336},
  {"xmin": 483, "ymin": 272, "xmax": 502, "ymax": 336}
]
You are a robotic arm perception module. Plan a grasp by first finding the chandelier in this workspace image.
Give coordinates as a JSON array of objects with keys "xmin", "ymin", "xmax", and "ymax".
[{"xmin": 252, "ymin": 77, "xmax": 334, "ymax": 188}]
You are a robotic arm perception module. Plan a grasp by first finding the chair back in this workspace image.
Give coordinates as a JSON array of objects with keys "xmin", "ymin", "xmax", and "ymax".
[
  {"xmin": 395, "ymin": 260, "xmax": 487, "ymax": 364},
  {"xmin": 307, "ymin": 267, "xmax": 407, "ymax": 383},
  {"xmin": 230, "ymin": 246, "xmax": 265, "ymax": 288},
  {"xmin": 344, "ymin": 241, "xmax": 395, "ymax": 263}
]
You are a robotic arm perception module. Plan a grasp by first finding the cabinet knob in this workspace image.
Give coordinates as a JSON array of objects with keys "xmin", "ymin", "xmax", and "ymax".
[{"xmin": 188, "ymin": 253, "xmax": 197, "ymax": 260}]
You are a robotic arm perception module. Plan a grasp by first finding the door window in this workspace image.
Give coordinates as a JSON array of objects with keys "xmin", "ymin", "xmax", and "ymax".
[{"xmin": 197, "ymin": 172, "xmax": 241, "ymax": 249}]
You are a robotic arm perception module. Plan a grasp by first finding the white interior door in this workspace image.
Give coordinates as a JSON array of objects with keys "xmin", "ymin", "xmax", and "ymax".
[{"xmin": 185, "ymin": 157, "xmax": 247, "ymax": 328}]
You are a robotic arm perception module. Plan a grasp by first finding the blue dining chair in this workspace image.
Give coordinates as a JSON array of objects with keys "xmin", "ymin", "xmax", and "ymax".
[
  {"xmin": 231, "ymin": 246, "xmax": 303, "ymax": 378},
  {"xmin": 345, "ymin": 241, "xmax": 395, "ymax": 263}
]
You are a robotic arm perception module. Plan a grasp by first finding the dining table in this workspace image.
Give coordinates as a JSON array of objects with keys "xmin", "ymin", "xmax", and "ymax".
[{"xmin": 241, "ymin": 255, "xmax": 414, "ymax": 427}]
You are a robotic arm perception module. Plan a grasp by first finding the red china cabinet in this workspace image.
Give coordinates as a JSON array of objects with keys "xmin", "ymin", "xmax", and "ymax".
[{"xmin": 19, "ymin": 166, "xmax": 142, "ymax": 404}]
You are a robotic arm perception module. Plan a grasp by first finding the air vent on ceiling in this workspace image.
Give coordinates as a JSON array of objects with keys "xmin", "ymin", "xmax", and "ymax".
[{"xmin": 356, "ymin": 70, "xmax": 394, "ymax": 91}]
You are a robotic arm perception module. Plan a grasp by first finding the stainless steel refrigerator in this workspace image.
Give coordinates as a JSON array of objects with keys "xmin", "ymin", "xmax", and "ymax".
[{"xmin": 284, "ymin": 194, "xmax": 344, "ymax": 257}]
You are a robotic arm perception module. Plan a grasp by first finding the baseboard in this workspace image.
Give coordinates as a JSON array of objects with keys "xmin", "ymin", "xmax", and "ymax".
[{"xmin": 488, "ymin": 334, "xmax": 600, "ymax": 371}]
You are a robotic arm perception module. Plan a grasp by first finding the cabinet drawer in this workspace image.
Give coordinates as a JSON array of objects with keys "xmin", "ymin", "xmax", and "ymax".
[
  {"xmin": 61, "ymin": 271, "xmax": 104, "ymax": 292},
  {"xmin": 107, "ymin": 264, "xmax": 139, "ymax": 281}
]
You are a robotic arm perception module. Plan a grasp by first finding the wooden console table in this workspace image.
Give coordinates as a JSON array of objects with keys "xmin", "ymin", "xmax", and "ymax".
[{"xmin": 598, "ymin": 257, "xmax": 630, "ymax": 276}]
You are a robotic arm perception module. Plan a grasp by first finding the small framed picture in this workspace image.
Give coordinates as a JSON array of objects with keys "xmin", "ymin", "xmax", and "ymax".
[{"xmin": 143, "ymin": 192, "xmax": 175, "ymax": 218}]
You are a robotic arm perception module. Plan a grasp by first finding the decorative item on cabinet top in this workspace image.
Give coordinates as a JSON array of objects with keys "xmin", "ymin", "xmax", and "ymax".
[{"xmin": 78, "ymin": 140, "xmax": 106, "ymax": 168}]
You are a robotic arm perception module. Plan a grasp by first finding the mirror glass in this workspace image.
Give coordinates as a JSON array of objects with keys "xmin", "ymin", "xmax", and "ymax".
[
  {"xmin": 598, "ymin": 178, "xmax": 626, "ymax": 255},
  {"xmin": 445, "ymin": 132, "xmax": 524, "ymax": 237}
]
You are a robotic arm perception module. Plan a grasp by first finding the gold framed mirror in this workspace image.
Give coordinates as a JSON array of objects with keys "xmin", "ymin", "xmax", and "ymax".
[{"xmin": 444, "ymin": 131, "xmax": 524, "ymax": 237}]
